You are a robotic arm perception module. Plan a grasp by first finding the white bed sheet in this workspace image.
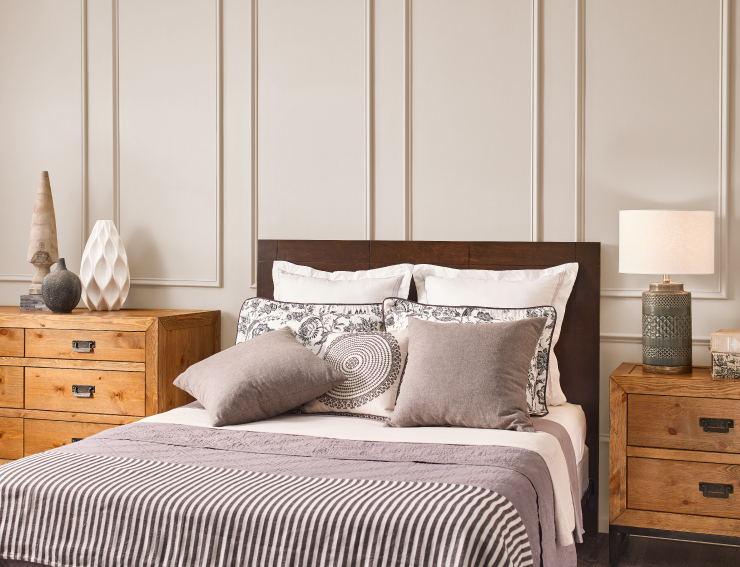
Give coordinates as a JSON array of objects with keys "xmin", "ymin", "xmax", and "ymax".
[
  {"xmin": 142, "ymin": 404, "xmax": 580, "ymax": 546},
  {"xmin": 539, "ymin": 402, "xmax": 587, "ymax": 464}
]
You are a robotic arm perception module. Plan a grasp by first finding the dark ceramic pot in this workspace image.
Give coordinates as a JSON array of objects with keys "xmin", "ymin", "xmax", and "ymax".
[{"xmin": 42, "ymin": 258, "xmax": 82, "ymax": 313}]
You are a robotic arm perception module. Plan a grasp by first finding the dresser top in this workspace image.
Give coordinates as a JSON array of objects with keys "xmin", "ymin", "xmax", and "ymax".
[
  {"xmin": 611, "ymin": 362, "xmax": 740, "ymax": 399},
  {"xmin": 612, "ymin": 362, "xmax": 712, "ymax": 381},
  {"xmin": 0, "ymin": 307, "xmax": 220, "ymax": 331}
]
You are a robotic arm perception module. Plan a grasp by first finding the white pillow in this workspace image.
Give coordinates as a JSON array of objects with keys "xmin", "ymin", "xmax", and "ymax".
[
  {"xmin": 273, "ymin": 261, "xmax": 413, "ymax": 303},
  {"xmin": 413, "ymin": 262, "xmax": 579, "ymax": 406}
]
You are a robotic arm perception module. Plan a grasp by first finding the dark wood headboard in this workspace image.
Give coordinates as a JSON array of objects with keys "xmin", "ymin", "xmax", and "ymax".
[{"xmin": 257, "ymin": 239, "xmax": 600, "ymax": 535}]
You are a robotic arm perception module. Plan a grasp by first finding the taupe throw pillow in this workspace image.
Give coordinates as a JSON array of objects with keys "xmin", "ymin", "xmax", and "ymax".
[
  {"xmin": 174, "ymin": 327, "xmax": 347, "ymax": 426},
  {"xmin": 388, "ymin": 317, "xmax": 546, "ymax": 431}
]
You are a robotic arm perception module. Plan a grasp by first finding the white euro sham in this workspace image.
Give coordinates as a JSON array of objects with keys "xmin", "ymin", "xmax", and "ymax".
[{"xmin": 273, "ymin": 261, "xmax": 413, "ymax": 303}]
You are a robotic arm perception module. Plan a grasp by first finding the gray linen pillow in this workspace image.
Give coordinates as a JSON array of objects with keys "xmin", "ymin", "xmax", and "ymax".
[
  {"xmin": 388, "ymin": 317, "xmax": 546, "ymax": 431},
  {"xmin": 174, "ymin": 327, "xmax": 347, "ymax": 426}
]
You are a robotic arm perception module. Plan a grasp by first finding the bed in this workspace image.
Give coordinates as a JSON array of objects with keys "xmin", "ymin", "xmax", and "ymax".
[{"xmin": 0, "ymin": 239, "xmax": 600, "ymax": 567}]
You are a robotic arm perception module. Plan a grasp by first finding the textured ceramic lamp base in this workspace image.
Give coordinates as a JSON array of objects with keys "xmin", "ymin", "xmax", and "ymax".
[{"xmin": 642, "ymin": 282, "xmax": 692, "ymax": 375}]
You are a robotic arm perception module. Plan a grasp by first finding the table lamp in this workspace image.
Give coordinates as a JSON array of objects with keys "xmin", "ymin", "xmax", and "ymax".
[{"xmin": 619, "ymin": 210, "xmax": 715, "ymax": 374}]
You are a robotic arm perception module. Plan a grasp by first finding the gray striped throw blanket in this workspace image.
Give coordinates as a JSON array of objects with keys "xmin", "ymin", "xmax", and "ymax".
[{"xmin": 0, "ymin": 421, "xmax": 576, "ymax": 567}]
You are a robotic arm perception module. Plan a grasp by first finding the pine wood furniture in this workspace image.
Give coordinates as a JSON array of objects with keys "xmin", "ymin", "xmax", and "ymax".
[
  {"xmin": 258, "ymin": 239, "xmax": 602, "ymax": 536},
  {"xmin": 0, "ymin": 307, "xmax": 220, "ymax": 465},
  {"xmin": 610, "ymin": 363, "xmax": 740, "ymax": 564}
]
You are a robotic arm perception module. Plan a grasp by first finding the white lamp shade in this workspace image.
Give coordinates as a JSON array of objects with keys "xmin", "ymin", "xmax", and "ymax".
[{"xmin": 619, "ymin": 210, "xmax": 715, "ymax": 275}]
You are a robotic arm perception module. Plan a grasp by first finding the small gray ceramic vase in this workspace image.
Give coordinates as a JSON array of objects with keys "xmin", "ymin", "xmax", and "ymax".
[{"xmin": 42, "ymin": 258, "xmax": 82, "ymax": 313}]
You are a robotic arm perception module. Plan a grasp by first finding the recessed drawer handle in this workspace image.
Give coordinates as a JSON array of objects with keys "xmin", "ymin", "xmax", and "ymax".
[
  {"xmin": 700, "ymin": 482, "xmax": 734, "ymax": 499},
  {"xmin": 72, "ymin": 385, "xmax": 95, "ymax": 398},
  {"xmin": 71, "ymin": 438, "xmax": 83, "ymax": 443},
  {"xmin": 72, "ymin": 340, "xmax": 95, "ymax": 353},
  {"xmin": 699, "ymin": 417, "xmax": 734, "ymax": 433}
]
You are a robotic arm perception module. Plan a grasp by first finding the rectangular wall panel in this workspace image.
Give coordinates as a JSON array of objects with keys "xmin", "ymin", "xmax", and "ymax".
[
  {"xmin": 585, "ymin": 0, "xmax": 722, "ymax": 295},
  {"xmin": 257, "ymin": 0, "xmax": 367, "ymax": 240},
  {"xmin": 411, "ymin": 0, "xmax": 533, "ymax": 241},
  {"xmin": 118, "ymin": 0, "xmax": 219, "ymax": 284},
  {"xmin": 0, "ymin": 0, "xmax": 83, "ymax": 278}
]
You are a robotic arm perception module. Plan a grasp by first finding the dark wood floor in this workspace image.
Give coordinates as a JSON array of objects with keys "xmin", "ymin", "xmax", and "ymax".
[{"xmin": 576, "ymin": 534, "xmax": 740, "ymax": 567}]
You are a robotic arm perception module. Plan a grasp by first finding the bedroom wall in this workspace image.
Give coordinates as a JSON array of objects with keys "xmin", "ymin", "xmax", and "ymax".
[{"xmin": 0, "ymin": 0, "xmax": 735, "ymax": 532}]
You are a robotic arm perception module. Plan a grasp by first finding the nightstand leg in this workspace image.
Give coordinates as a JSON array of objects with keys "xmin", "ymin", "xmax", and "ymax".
[{"xmin": 609, "ymin": 526, "xmax": 626, "ymax": 566}]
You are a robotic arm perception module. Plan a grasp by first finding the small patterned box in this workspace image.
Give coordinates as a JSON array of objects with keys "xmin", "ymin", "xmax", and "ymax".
[{"xmin": 711, "ymin": 329, "xmax": 740, "ymax": 379}]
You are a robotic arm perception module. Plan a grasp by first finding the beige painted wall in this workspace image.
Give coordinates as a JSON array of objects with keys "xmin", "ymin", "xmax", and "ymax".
[{"xmin": 0, "ymin": 0, "xmax": 735, "ymax": 532}]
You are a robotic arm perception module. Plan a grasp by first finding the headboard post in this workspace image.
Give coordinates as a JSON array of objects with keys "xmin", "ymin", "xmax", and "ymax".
[{"xmin": 258, "ymin": 239, "xmax": 601, "ymax": 535}]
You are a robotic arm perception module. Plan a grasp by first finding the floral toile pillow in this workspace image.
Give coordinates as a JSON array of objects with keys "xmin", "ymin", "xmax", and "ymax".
[
  {"xmin": 236, "ymin": 298, "xmax": 385, "ymax": 355},
  {"xmin": 383, "ymin": 297, "xmax": 556, "ymax": 416}
]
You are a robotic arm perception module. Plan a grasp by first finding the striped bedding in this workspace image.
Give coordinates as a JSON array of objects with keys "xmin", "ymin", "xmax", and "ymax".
[{"xmin": 0, "ymin": 421, "xmax": 578, "ymax": 567}]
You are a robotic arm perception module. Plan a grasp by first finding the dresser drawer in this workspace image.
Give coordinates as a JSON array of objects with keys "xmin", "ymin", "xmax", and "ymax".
[
  {"xmin": 0, "ymin": 417, "xmax": 23, "ymax": 459},
  {"xmin": 25, "ymin": 367, "xmax": 146, "ymax": 416},
  {"xmin": 24, "ymin": 419, "xmax": 117, "ymax": 456},
  {"xmin": 629, "ymin": 394, "xmax": 740, "ymax": 453},
  {"xmin": 0, "ymin": 328, "xmax": 23, "ymax": 357},
  {"xmin": 25, "ymin": 329, "xmax": 145, "ymax": 362},
  {"xmin": 628, "ymin": 456, "xmax": 740, "ymax": 519},
  {"xmin": 0, "ymin": 367, "xmax": 23, "ymax": 409}
]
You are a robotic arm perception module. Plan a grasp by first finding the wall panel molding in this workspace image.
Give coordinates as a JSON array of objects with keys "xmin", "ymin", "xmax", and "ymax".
[
  {"xmin": 0, "ymin": 0, "xmax": 88, "ymax": 283},
  {"xmin": 403, "ymin": 0, "xmax": 412, "ymax": 241},
  {"xmin": 403, "ymin": 0, "xmax": 541, "ymax": 242},
  {"xmin": 250, "ymin": 0, "xmax": 259, "ymax": 288},
  {"xmin": 598, "ymin": 0, "xmax": 729, "ymax": 300},
  {"xmin": 530, "ymin": 0, "xmax": 541, "ymax": 241},
  {"xmin": 250, "ymin": 0, "xmax": 376, "ymax": 285},
  {"xmin": 114, "ymin": 0, "xmax": 224, "ymax": 288},
  {"xmin": 574, "ymin": 0, "xmax": 585, "ymax": 242},
  {"xmin": 600, "ymin": 333, "xmax": 710, "ymax": 348}
]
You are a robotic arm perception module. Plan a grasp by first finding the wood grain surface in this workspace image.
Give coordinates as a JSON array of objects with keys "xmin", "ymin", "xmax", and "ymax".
[
  {"xmin": 628, "ymin": 456, "xmax": 740, "ymax": 519},
  {"xmin": 629, "ymin": 394, "xmax": 740, "ymax": 453},
  {"xmin": 23, "ymin": 419, "xmax": 117, "ymax": 456},
  {"xmin": 0, "ymin": 417, "xmax": 23, "ymax": 459},
  {"xmin": 0, "ymin": 328, "xmax": 23, "ymax": 357},
  {"xmin": 25, "ymin": 367, "xmax": 146, "ymax": 416},
  {"xmin": 0, "ymin": 366, "xmax": 23, "ymax": 409},
  {"xmin": 610, "ymin": 377, "xmax": 628, "ymax": 522},
  {"xmin": 0, "ymin": 356, "xmax": 145, "ymax": 372},
  {"xmin": 628, "ymin": 445, "xmax": 740, "ymax": 465},
  {"xmin": 25, "ymin": 329, "xmax": 146, "ymax": 362},
  {"xmin": 0, "ymin": 407, "xmax": 139, "ymax": 425}
]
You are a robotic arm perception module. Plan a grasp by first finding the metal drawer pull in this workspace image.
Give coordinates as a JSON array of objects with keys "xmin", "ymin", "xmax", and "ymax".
[
  {"xmin": 699, "ymin": 482, "xmax": 734, "ymax": 499},
  {"xmin": 699, "ymin": 417, "xmax": 734, "ymax": 433},
  {"xmin": 71, "ymin": 438, "xmax": 83, "ymax": 443},
  {"xmin": 72, "ymin": 340, "xmax": 95, "ymax": 353},
  {"xmin": 72, "ymin": 385, "xmax": 95, "ymax": 398}
]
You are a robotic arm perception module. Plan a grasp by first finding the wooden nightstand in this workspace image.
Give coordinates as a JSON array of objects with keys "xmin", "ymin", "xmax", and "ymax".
[
  {"xmin": 0, "ymin": 307, "xmax": 220, "ymax": 464},
  {"xmin": 610, "ymin": 362, "xmax": 740, "ymax": 564}
]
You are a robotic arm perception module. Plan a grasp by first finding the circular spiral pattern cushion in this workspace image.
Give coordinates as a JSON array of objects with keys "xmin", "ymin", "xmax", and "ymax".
[{"xmin": 302, "ymin": 329, "xmax": 409, "ymax": 418}]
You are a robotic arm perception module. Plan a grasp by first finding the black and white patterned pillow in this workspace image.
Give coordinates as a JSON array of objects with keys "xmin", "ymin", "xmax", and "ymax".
[
  {"xmin": 236, "ymin": 298, "xmax": 385, "ymax": 355},
  {"xmin": 303, "ymin": 330, "xmax": 409, "ymax": 419},
  {"xmin": 383, "ymin": 298, "xmax": 556, "ymax": 416}
]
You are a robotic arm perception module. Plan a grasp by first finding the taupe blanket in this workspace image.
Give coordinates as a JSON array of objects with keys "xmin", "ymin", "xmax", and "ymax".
[{"xmin": 0, "ymin": 421, "xmax": 578, "ymax": 567}]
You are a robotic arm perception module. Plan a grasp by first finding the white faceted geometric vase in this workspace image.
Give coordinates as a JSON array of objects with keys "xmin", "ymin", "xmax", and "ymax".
[{"xmin": 80, "ymin": 220, "xmax": 130, "ymax": 311}]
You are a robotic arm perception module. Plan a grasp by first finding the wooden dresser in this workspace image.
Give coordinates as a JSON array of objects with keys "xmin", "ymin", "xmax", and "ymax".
[
  {"xmin": 0, "ymin": 307, "xmax": 220, "ymax": 464},
  {"xmin": 610, "ymin": 362, "xmax": 740, "ymax": 564}
]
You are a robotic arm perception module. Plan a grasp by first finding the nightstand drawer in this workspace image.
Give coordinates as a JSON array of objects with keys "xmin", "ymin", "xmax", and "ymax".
[
  {"xmin": 25, "ymin": 367, "xmax": 146, "ymax": 416},
  {"xmin": 0, "ymin": 367, "xmax": 23, "ymax": 408},
  {"xmin": 629, "ymin": 394, "xmax": 740, "ymax": 453},
  {"xmin": 0, "ymin": 328, "xmax": 23, "ymax": 357},
  {"xmin": 628, "ymin": 456, "xmax": 740, "ymax": 519},
  {"xmin": 25, "ymin": 329, "xmax": 145, "ymax": 362},
  {"xmin": 24, "ymin": 419, "xmax": 117, "ymax": 456},
  {"xmin": 0, "ymin": 417, "xmax": 23, "ymax": 459}
]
